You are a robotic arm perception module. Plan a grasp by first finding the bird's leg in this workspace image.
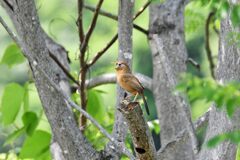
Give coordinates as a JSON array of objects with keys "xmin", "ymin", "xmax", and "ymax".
[{"xmin": 133, "ymin": 93, "xmax": 139, "ymax": 102}]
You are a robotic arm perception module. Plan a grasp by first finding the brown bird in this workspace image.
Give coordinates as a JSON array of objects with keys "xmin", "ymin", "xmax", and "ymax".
[{"xmin": 115, "ymin": 61, "xmax": 150, "ymax": 115}]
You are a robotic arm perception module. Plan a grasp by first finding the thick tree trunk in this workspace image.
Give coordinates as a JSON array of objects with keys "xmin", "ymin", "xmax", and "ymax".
[
  {"xmin": 1, "ymin": 0, "xmax": 100, "ymax": 159},
  {"xmin": 197, "ymin": 13, "xmax": 240, "ymax": 160},
  {"xmin": 148, "ymin": 0, "xmax": 198, "ymax": 159}
]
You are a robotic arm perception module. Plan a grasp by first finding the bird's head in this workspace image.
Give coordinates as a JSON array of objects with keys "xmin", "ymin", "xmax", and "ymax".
[{"xmin": 115, "ymin": 61, "xmax": 131, "ymax": 73}]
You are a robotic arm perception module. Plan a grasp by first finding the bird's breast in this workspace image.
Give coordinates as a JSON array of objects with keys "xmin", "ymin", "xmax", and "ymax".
[{"xmin": 117, "ymin": 75, "xmax": 138, "ymax": 95}]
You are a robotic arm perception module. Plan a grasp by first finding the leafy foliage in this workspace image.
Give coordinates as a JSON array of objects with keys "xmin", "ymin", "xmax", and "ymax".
[
  {"xmin": 1, "ymin": 83, "xmax": 25, "ymax": 125},
  {"xmin": 87, "ymin": 89, "xmax": 106, "ymax": 123},
  {"xmin": 19, "ymin": 130, "xmax": 51, "ymax": 159},
  {"xmin": 84, "ymin": 89, "xmax": 115, "ymax": 150},
  {"xmin": 148, "ymin": 120, "xmax": 160, "ymax": 134},
  {"xmin": 22, "ymin": 112, "xmax": 39, "ymax": 136},
  {"xmin": 177, "ymin": 74, "xmax": 240, "ymax": 117},
  {"xmin": 177, "ymin": 74, "xmax": 240, "ymax": 148},
  {"xmin": 0, "ymin": 82, "xmax": 50, "ymax": 159},
  {"xmin": 207, "ymin": 130, "xmax": 240, "ymax": 148},
  {"xmin": 0, "ymin": 44, "xmax": 25, "ymax": 68}
]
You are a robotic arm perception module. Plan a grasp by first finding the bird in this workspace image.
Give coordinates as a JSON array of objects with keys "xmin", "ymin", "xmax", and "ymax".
[{"xmin": 115, "ymin": 61, "xmax": 150, "ymax": 115}]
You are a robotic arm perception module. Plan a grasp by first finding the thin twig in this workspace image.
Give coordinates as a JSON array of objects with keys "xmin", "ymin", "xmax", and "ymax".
[
  {"xmin": 84, "ymin": 4, "xmax": 148, "ymax": 35},
  {"xmin": 0, "ymin": 16, "xmax": 21, "ymax": 47},
  {"xmin": 205, "ymin": 12, "xmax": 215, "ymax": 79},
  {"xmin": 0, "ymin": 16, "xmax": 135, "ymax": 159},
  {"xmin": 87, "ymin": 1, "xmax": 151, "ymax": 68},
  {"xmin": 87, "ymin": 34, "xmax": 118, "ymax": 67},
  {"xmin": 79, "ymin": 0, "xmax": 104, "ymax": 129},
  {"xmin": 80, "ymin": 0, "xmax": 104, "ymax": 54},
  {"xmin": 77, "ymin": 0, "xmax": 84, "ymax": 42},
  {"xmin": 133, "ymin": 0, "xmax": 151, "ymax": 20},
  {"xmin": 84, "ymin": 4, "xmax": 117, "ymax": 20},
  {"xmin": 49, "ymin": 51, "xmax": 80, "ymax": 86}
]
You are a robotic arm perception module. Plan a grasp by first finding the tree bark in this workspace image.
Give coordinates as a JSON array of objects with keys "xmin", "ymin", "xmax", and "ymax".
[
  {"xmin": 197, "ymin": 12, "xmax": 240, "ymax": 160},
  {"xmin": 119, "ymin": 102, "xmax": 157, "ymax": 160},
  {"xmin": 104, "ymin": 0, "xmax": 134, "ymax": 159},
  {"xmin": 1, "ymin": 0, "xmax": 100, "ymax": 159},
  {"xmin": 148, "ymin": 0, "xmax": 198, "ymax": 159}
]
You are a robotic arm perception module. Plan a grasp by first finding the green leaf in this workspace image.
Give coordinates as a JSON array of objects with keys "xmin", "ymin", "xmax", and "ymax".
[
  {"xmin": 0, "ymin": 44, "xmax": 25, "ymax": 68},
  {"xmin": 207, "ymin": 134, "xmax": 226, "ymax": 148},
  {"xmin": 3, "ymin": 127, "xmax": 25, "ymax": 146},
  {"xmin": 226, "ymin": 98, "xmax": 236, "ymax": 117},
  {"xmin": 22, "ymin": 112, "xmax": 39, "ymax": 136},
  {"xmin": 231, "ymin": 5, "xmax": 240, "ymax": 26},
  {"xmin": 20, "ymin": 130, "xmax": 51, "ymax": 159},
  {"xmin": 1, "ymin": 83, "xmax": 25, "ymax": 125},
  {"xmin": 152, "ymin": 120, "xmax": 160, "ymax": 134},
  {"xmin": 236, "ymin": 144, "xmax": 240, "ymax": 160},
  {"xmin": 87, "ymin": 89, "xmax": 105, "ymax": 123},
  {"xmin": 228, "ymin": 131, "xmax": 240, "ymax": 143}
]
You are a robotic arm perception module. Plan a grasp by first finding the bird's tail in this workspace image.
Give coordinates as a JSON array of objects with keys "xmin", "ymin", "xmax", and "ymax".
[{"xmin": 141, "ymin": 93, "xmax": 150, "ymax": 115}]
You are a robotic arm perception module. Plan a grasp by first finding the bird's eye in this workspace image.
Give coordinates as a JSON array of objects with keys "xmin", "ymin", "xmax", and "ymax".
[{"xmin": 119, "ymin": 63, "xmax": 122, "ymax": 67}]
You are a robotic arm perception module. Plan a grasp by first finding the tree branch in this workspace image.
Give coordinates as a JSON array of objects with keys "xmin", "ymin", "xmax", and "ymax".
[
  {"xmin": 0, "ymin": 14, "xmax": 135, "ymax": 159},
  {"xmin": 205, "ymin": 11, "xmax": 215, "ymax": 79},
  {"xmin": 85, "ymin": 73, "xmax": 153, "ymax": 90},
  {"xmin": 133, "ymin": 1, "xmax": 151, "ymax": 20},
  {"xmin": 79, "ymin": 0, "xmax": 104, "ymax": 129},
  {"xmin": 0, "ymin": 16, "xmax": 22, "ymax": 49},
  {"xmin": 87, "ymin": 34, "xmax": 118, "ymax": 67},
  {"xmin": 0, "ymin": 0, "xmax": 100, "ymax": 158},
  {"xmin": 119, "ymin": 101, "xmax": 157, "ymax": 159},
  {"xmin": 80, "ymin": 0, "xmax": 104, "ymax": 54},
  {"xmin": 48, "ymin": 52, "xmax": 80, "ymax": 86},
  {"xmin": 87, "ymin": 0, "xmax": 151, "ymax": 68},
  {"xmin": 77, "ymin": 0, "xmax": 84, "ymax": 42},
  {"xmin": 33, "ymin": 60, "xmax": 135, "ymax": 160},
  {"xmin": 186, "ymin": 58, "xmax": 200, "ymax": 71},
  {"xmin": 84, "ymin": 4, "xmax": 148, "ymax": 35}
]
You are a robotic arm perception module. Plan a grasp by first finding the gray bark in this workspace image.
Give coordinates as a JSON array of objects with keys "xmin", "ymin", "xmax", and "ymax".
[
  {"xmin": 148, "ymin": 0, "xmax": 198, "ymax": 159},
  {"xmin": 104, "ymin": 0, "xmax": 134, "ymax": 159},
  {"xmin": 119, "ymin": 102, "xmax": 157, "ymax": 160},
  {"xmin": 1, "ymin": 0, "xmax": 100, "ymax": 159},
  {"xmin": 197, "ymin": 13, "xmax": 240, "ymax": 160}
]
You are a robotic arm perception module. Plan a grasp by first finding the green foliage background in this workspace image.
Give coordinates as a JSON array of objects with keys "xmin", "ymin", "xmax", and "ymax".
[{"xmin": 0, "ymin": 0, "xmax": 240, "ymax": 159}]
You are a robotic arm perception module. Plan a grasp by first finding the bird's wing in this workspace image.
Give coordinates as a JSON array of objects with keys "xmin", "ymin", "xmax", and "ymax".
[{"xmin": 121, "ymin": 74, "xmax": 144, "ymax": 91}]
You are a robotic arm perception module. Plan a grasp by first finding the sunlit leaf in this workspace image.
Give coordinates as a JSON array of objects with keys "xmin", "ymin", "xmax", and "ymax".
[
  {"xmin": 0, "ymin": 44, "xmax": 25, "ymax": 68},
  {"xmin": 1, "ymin": 83, "xmax": 25, "ymax": 125},
  {"xmin": 236, "ymin": 144, "xmax": 240, "ymax": 160},
  {"xmin": 20, "ymin": 130, "xmax": 51, "ymax": 159}
]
